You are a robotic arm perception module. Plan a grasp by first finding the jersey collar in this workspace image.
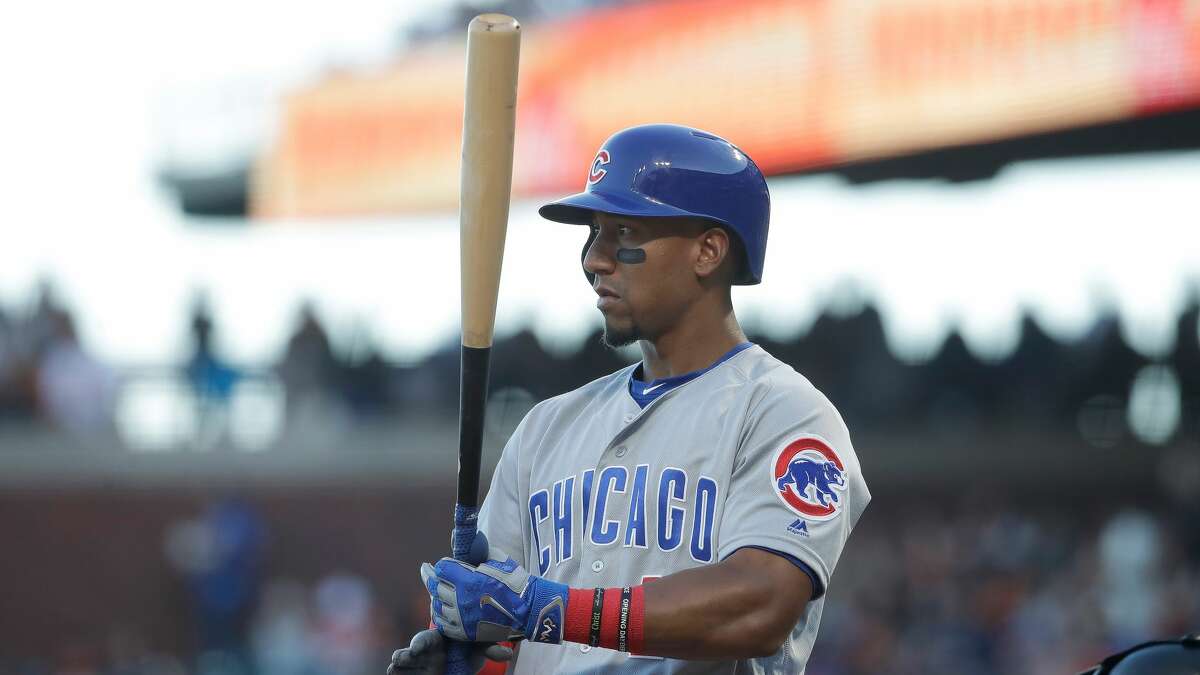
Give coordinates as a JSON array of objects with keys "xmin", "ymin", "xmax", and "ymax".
[{"xmin": 627, "ymin": 342, "xmax": 754, "ymax": 408}]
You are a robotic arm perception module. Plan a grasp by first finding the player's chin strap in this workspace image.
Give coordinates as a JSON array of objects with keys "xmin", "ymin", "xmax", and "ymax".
[{"xmin": 1075, "ymin": 633, "xmax": 1200, "ymax": 675}]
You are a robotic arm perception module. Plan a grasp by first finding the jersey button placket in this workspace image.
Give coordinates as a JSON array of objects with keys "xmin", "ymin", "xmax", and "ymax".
[{"xmin": 591, "ymin": 559, "xmax": 604, "ymax": 573}]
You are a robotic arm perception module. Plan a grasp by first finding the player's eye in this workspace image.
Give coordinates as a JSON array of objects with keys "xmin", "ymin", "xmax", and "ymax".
[{"xmin": 618, "ymin": 225, "xmax": 632, "ymax": 236}]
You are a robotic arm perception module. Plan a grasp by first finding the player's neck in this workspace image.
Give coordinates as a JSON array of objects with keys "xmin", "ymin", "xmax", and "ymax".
[{"xmin": 639, "ymin": 303, "xmax": 746, "ymax": 381}]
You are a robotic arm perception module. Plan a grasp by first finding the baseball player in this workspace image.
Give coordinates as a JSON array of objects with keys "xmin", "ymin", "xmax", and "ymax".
[{"xmin": 390, "ymin": 124, "xmax": 871, "ymax": 674}]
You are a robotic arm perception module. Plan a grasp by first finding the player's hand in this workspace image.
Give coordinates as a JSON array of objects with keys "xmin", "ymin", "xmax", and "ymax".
[
  {"xmin": 420, "ymin": 550, "xmax": 569, "ymax": 645},
  {"xmin": 387, "ymin": 628, "xmax": 514, "ymax": 674}
]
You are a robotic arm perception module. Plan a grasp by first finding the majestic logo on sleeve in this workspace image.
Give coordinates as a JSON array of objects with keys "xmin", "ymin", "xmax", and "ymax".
[
  {"xmin": 773, "ymin": 436, "xmax": 847, "ymax": 521},
  {"xmin": 588, "ymin": 149, "xmax": 611, "ymax": 185}
]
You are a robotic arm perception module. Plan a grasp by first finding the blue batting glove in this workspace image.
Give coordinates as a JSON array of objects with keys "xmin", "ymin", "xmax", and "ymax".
[{"xmin": 420, "ymin": 549, "xmax": 569, "ymax": 645}]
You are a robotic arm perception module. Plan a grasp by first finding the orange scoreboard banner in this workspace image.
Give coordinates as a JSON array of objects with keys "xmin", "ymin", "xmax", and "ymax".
[{"xmin": 251, "ymin": 0, "xmax": 1200, "ymax": 218}]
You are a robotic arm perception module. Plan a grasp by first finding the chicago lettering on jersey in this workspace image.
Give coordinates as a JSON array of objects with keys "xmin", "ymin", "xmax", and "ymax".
[{"xmin": 527, "ymin": 465, "xmax": 718, "ymax": 574}]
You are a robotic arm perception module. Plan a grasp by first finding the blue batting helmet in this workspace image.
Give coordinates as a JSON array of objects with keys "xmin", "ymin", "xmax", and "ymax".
[
  {"xmin": 538, "ymin": 124, "xmax": 770, "ymax": 285},
  {"xmin": 1078, "ymin": 633, "xmax": 1200, "ymax": 675}
]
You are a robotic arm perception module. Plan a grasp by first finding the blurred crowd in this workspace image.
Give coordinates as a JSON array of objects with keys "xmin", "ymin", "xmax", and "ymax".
[
  {"xmin": 4, "ymin": 499, "xmax": 416, "ymax": 675},
  {"xmin": 2, "ymin": 280, "xmax": 1198, "ymax": 450},
  {"xmin": 2, "ymin": 497, "xmax": 1195, "ymax": 675},
  {"xmin": 157, "ymin": 501, "xmax": 407, "ymax": 675},
  {"xmin": 0, "ymin": 281, "xmax": 117, "ymax": 434},
  {"xmin": 809, "ymin": 501, "xmax": 1200, "ymax": 675}
]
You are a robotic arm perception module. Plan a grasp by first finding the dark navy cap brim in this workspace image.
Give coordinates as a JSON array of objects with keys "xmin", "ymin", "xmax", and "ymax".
[{"xmin": 538, "ymin": 189, "xmax": 696, "ymax": 225}]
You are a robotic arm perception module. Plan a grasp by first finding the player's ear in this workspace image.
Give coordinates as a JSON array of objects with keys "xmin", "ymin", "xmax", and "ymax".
[{"xmin": 694, "ymin": 226, "xmax": 731, "ymax": 280}]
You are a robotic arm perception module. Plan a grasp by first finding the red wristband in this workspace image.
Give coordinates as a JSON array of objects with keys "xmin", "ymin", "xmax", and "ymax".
[
  {"xmin": 564, "ymin": 588, "xmax": 595, "ymax": 645},
  {"xmin": 563, "ymin": 585, "xmax": 646, "ymax": 654},
  {"xmin": 627, "ymin": 585, "xmax": 646, "ymax": 654}
]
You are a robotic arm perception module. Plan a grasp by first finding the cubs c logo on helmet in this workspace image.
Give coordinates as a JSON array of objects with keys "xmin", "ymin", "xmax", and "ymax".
[
  {"xmin": 772, "ymin": 436, "xmax": 847, "ymax": 521},
  {"xmin": 588, "ymin": 149, "xmax": 611, "ymax": 185}
]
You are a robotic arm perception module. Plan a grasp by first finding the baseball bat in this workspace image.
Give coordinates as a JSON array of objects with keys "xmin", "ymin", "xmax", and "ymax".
[{"xmin": 449, "ymin": 13, "xmax": 520, "ymax": 675}]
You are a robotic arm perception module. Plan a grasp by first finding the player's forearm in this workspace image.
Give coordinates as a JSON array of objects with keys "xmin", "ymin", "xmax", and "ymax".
[
  {"xmin": 558, "ymin": 550, "xmax": 811, "ymax": 660},
  {"xmin": 640, "ymin": 558, "xmax": 803, "ymax": 659}
]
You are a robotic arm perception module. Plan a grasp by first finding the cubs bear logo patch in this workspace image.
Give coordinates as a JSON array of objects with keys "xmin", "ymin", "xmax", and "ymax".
[{"xmin": 772, "ymin": 436, "xmax": 847, "ymax": 521}]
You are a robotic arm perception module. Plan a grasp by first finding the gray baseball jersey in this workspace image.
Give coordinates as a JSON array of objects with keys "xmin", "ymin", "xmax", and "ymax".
[{"xmin": 477, "ymin": 343, "xmax": 870, "ymax": 674}]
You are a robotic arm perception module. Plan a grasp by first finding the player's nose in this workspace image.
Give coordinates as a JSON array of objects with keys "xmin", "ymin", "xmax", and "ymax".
[{"xmin": 583, "ymin": 230, "xmax": 617, "ymax": 278}]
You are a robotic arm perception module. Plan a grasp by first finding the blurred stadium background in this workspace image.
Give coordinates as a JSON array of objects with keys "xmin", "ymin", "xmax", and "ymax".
[{"xmin": 1, "ymin": 0, "xmax": 1199, "ymax": 674}]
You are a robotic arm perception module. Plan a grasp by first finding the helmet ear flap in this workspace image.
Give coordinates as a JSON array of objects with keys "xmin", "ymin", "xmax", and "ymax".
[{"xmin": 582, "ymin": 225, "xmax": 598, "ymax": 286}]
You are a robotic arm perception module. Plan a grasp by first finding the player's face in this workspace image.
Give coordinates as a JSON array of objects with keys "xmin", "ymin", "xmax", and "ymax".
[{"xmin": 584, "ymin": 212, "xmax": 710, "ymax": 348}]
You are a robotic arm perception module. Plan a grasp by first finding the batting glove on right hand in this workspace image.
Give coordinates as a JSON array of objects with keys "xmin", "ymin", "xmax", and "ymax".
[{"xmin": 387, "ymin": 629, "xmax": 514, "ymax": 675}]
